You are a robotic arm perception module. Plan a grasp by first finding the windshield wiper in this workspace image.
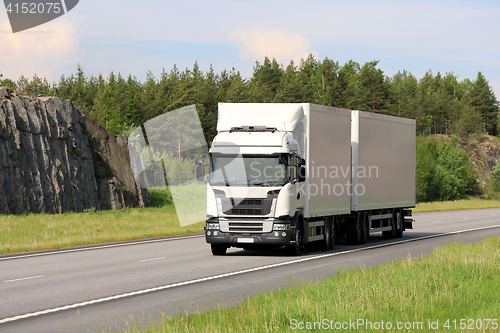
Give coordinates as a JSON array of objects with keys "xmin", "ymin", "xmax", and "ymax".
[
  {"xmin": 225, "ymin": 179, "xmax": 248, "ymax": 185},
  {"xmin": 250, "ymin": 179, "xmax": 284, "ymax": 186}
]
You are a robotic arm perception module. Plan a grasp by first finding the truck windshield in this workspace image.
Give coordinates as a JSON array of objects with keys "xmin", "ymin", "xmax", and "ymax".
[{"xmin": 210, "ymin": 155, "xmax": 287, "ymax": 186}]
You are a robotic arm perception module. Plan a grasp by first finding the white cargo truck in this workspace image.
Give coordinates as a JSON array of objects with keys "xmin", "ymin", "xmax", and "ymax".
[{"xmin": 196, "ymin": 103, "xmax": 415, "ymax": 255}]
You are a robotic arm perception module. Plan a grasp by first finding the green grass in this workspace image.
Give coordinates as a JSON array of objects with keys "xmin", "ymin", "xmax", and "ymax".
[
  {"xmin": 130, "ymin": 236, "xmax": 500, "ymax": 333},
  {"xmin": 414, "ymin": 195, "xmax": 500, "ymax": 213},
  {"xmin": 0, "ymin": 188, "xmax": 205, "ymax": 256}
]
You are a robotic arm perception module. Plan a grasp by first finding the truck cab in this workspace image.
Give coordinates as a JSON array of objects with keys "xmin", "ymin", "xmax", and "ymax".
[{"xmin": 200, "ymin": 104, "xmax": 308, "ymax": 255}]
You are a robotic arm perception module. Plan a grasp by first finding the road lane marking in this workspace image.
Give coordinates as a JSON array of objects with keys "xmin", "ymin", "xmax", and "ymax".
[
  {"xmin": 432, "ymin": 220, "xmax": 442, "ymax": 223},
  {"xmin": 0, "ymin": 235, "xmax": 204, "ymax": 261},
  {"xmin": 463, "ymin": 217, "xmax": 471, "ymax": 219},
  {"xmin": 139, "ymin": 257, "xmax": 165, "ymax": 263},
  {"xmin": 1, "ymin": 223, "xmax": 500, "ymax": 325},
  {"xmin": 4, "ymin": 275, "xmax": 44, "ymax": 283}
]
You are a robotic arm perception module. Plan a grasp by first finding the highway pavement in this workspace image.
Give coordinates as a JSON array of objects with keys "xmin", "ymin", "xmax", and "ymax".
[{"xmin": 1, "ymin": 208, "xmax": 499, "ymax": 332}]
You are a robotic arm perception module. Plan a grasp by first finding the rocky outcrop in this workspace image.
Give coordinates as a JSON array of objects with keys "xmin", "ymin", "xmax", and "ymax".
[
  {"xmin": 456, "ymin": 135, "xmax": 500, "ymax": 188},
  {"xmin": 0, "ymin": 87, "xmax": 149, "ymax": 214},
  {"xmin": 85, "ymin": 119, "xmax": 149, "ymax": 210}
]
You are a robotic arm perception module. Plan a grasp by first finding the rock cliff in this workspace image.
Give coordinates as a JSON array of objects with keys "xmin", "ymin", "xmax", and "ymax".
[
  {"xmin": 0, "ymin": 86, "xmax": 149, "ymax": 214},
  {"xmin": 455, "ymin": 135, "xmax": 500, "ymax": 188}
]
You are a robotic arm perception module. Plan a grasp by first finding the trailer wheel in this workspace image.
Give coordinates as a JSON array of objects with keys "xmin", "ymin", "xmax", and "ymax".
[
  {"xmin": 329, "ymin": 217, "xmax": 336, "ymax": 250},
  {"xmin": 334, "ymin": 217, "xmax": 340, "ymax": 244},
  {"xmin": 383, "ymin": 211, "xmax": 397, "ymax": 239},
  {"xmin": 320, "ymin": 217, "xmax": 332, "ymax": 251},
  {"xmin": 286, "ymin": 223, "xmax": 302, "ymax": 256},
  {"xmin": 211, "ymin": 244, "xmax": 227, "ymax": 255},
  {"xmin": 347, "ymin": 214, "xmax": 362, "ymax": 245},
  {"xmin": 360, "ymin": 212, "xmax": 369, "ymax": 244},
  {"xmin": 396, "ymin": 208, "xmax": 404, "ymax": 238}
]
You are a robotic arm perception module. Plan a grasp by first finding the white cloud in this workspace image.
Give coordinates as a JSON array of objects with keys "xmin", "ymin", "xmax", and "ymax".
[
  {"xmin": 0, "ymin": 18, "xmax": 84, "ymax": 82},
  {"xmin": 228, "ymin": 28, "xmax": 318, "ymax": 66}
]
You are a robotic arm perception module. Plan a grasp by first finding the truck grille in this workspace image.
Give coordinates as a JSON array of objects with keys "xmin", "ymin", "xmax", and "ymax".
[
  {"xmin": 228, "ymin": 208, "xmax": 262, "ymax": 215},
  {"xmin": 222, "ymin": 198, "xmax": 271, "ymax": 216},
  {"xmin": 228, "ymin": 221, "xmax": 264, "ymax": 232}
]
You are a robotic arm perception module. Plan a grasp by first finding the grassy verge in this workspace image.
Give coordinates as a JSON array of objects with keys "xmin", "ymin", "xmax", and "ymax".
[
  {"xmin": 0, "ymin": 188, "xmax": 205, "ymax": 256},
  {"xmin": 414, "ymin": 195, "xmax": 500, "ymax": 213},
  {"xmin": 131, "ymin": 236, "xmax": 500, "ymax": 332}
]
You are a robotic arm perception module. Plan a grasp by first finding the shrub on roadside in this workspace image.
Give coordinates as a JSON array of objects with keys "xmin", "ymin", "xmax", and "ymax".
[
  {"xmin": 416, "ymin": 137, "xmax": 475, "ymax": 202},
  {"xmin": 491, "ymin": 163, "xmax": 500, "ymax": 192}
]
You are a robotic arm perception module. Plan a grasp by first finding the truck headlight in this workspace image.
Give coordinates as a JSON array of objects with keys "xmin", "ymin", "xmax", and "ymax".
[
  {"xmin": 273, "ymin": 223, "xmax": 289, "ymax": 231},
  {"xmin": 206, "ymin": 223, "xmax": 220, "ymax": 230}
]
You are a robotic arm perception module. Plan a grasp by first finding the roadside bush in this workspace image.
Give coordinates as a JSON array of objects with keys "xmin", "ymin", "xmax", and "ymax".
[
  {"xmin": 416, "ymin": 137, "xmax": 475, "ymax": 202},
  {"xmin": 491, "ymin": 163, "xmax": 500, "ymax": 192}
]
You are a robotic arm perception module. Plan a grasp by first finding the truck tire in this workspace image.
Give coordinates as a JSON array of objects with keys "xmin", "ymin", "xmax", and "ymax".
[
  {"xmin": 360, "ymin": 212, "xmax": 369, "ymax": 244},
  {"xmin": 211, "ymin": 244, "xmax": 227, "ymax": 255},
  {"xmin": 347, "ymin": 214, "xmax": 362, "ymax": 245},
  {"xmin": 334, "ymin": 218, "xmax": 340, "ymax": 244},
  {"xmin": 320, "ymin": 217, "xmax": 332, "ymax": 251},
  {"xmin": 286, "ymin": 223, "xmax": 302, "ymax": 256},
  {"xmin": 383, "ymin": 211, "xmax": 397, "ymax": 239},
  {"xmin": 329, "ymin": 217, "xmax": 336, "ymax": 250},
  {"xmin": 396, "ymin": 208, "xmax": 404, "ymax": 238}
]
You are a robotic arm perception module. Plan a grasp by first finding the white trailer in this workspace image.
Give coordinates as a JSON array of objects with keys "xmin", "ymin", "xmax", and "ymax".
[{"xmin": 197, "ymin": 103, "xmax": 415, "ymax": 255}]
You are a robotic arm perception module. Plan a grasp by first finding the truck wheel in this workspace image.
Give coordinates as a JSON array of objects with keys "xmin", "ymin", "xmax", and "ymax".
[
  {"xmin": 286, "ymin": 224, "xmax": 302, "ymax": 256},
  {"xmin": 347, "ymin": 215, "xmax": 362, "ymax": 245},
  {"xmin": 383, "ymin": 211, "xmax": 397, "ymax": 239},
  {"xmin": 320, "ymin": 217, "xmax": 332, "ymax": 251},
  {"xmin": 329, "ymin": 217, "xmax": 336, "ymax": 250},
  {"xmin": 211, "ymin": 244, "xmax": 227, "ymax": 255},
  {"xmin": 396, "ymin": 209, "xmax": 404, "ymax": 238},
  {"xmin": 360, "ymin": 212, "xmax": 369, "ymax": 244},
  {"xmin": 334, "ymin": 218, "xmax": 340, "ymax": 244}
]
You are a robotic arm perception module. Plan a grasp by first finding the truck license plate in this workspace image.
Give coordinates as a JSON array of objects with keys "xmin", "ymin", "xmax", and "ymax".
[{"xmin": 237, "ymin": 238, "xmax": 254, "ymax": 243}]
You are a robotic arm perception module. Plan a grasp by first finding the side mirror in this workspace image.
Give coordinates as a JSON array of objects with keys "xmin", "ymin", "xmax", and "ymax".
[
  {"xmin": 298, "ymin": 165, "xmax": 306, "ymax": 182},
  {"xmin": 195, "ymin": 158, "xmax": 205, "ymax": 182},
  {"xmin": 297, "ymin": 157, "xmax": 305, "ymax": 166},
  {"xmin": 196, "ymin": 165, "xmax": 205, "ymax": 182}
]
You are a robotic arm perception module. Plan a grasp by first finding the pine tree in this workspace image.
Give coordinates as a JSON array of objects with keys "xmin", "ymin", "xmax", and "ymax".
[
  {"xmin": 338, "ymin": 60, "xmax": 362, "ymax": 109},
  {"xmin": 471, "ymin": 72, "xmax": 499, "ymax": 135},
  {"xmin": 248, "ymin": 57, "xmax": 282, "ymax": 102},
  {"xmin": 357, "ymin": 60, "xmax": 390, "ymax": 112},
  {"xmin": 92, "ymin": 84, "xmax": 122, "ymax": 134},
  {"xmin": 274, "ymin": 61, "xmax": 301, "ymax": 103}
]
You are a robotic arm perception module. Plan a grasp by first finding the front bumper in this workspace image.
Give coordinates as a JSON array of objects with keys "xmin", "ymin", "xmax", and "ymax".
[{"xmin": 205, "ymin": 230, "xmax": 292, "ymax": 246}]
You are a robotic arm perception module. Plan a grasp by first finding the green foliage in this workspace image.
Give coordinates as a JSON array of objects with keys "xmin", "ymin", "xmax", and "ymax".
[
  {"xmin": 148, "ymin": 189, "xmax": 172, "ymax": 207},
  {"xmin": 2, "ymin": 57, "xmax": 499, "ymax": 142},
  {"xmin": 490, "ymin": 163, "xmax": 500, "ymax": 192},
  {"xmin": 416, "ymin": 137, "xmax": 475, "ymax": 202}
]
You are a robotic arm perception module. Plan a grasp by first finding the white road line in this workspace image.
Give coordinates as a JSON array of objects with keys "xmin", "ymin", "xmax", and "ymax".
[
  {"xmin": 491, "ymin": 214, "xmax": 497, "ymax": 216},
  {"xmin": 463, "ymin": 217, "xmax": 471, "ymax": 219},
  {"xmin": 139, "ymin": 257, "xmax": 165, "ymax": 263},
  {"xmin": 1, "ymin": 223, "xmax": 500, "ymax": 325},
  {"xmin": 432, "ymin": 220, "xmax": 442, "ymax": 223},
  {"xmin": 0, "ymin": 235, "xmax": 203, "ymax": 261},
  {"xmin": 4, "ymin": 275, "xmax": 44, "ymax": 283}
]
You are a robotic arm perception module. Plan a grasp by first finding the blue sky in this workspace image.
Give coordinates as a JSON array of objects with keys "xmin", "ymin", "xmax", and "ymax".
[{"xmin": 1, "ymin": 0, "xmax": 499, "ymax": 97}]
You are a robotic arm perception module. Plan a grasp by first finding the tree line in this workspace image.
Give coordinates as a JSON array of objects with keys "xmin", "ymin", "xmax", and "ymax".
[{"xmin": 1, "ymin": 55, "xmax": 498, "ymax": 143}]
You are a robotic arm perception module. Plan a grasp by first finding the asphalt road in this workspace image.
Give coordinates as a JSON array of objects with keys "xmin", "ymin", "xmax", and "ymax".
[{"xmin": 1, "ymin": 208, "xmax": 499, "ymax": 332}]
